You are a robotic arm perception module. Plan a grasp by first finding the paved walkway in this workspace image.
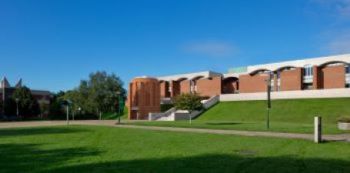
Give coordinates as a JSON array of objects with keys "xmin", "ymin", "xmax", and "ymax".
[{"xmin": 1, "ymin": 120, "xmax": 349, "ymax": 142}]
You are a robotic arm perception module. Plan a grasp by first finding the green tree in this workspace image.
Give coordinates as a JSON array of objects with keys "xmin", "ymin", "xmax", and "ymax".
[
  {"xmin": 174, "ymin": 93, "xmax": 203, "ymax": 124},
  {"xmin": 63, "ymin": 71, "xmax": 126, "ymax": 119},
  {"xmin": 48, "ymin": 91, "xmax": 65, "ymax": 120},
  {"xmin": 11, "ymin": 86, "xmax": 40, "ymax": 118}
]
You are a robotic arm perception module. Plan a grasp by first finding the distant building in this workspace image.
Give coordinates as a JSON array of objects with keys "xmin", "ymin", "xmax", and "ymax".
[
  {"xmin": 155, "ymin": 54, "xmax": 350, "ymax": 97},
  {"xmin": 128, "ymin": 54, "xmax": 350, "ymax": 120},
  {"xmin": 0, "ymin": 77, "xmax": 52, "ymax": 116}
]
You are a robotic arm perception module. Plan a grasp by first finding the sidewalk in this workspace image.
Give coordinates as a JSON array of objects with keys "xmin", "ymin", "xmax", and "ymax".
[{"xmin": 1, "ymin": 120, "xmax": 349, "ymax": 142}]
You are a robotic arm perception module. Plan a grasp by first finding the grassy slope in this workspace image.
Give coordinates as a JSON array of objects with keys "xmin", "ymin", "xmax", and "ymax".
[
  {"xmin": 0, "ymin": 125, "xmax": 349, "ymax": 173},
  {"xmin": 129, "ymin": 98, "xmax": 350, "ymax": 134},
  {"xmin": 198, "ymin": 98, "xmax": 350, "ymax": 123}
]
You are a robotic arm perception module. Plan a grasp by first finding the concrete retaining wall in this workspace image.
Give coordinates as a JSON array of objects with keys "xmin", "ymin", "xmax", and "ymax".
[{"xmin": 220, "ymin": 88, "xmax": 350, "ymax": 101}]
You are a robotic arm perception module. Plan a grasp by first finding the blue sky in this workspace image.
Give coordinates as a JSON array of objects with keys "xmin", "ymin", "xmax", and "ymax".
[{"xmin": 1, "ymin": 0, "xmax": 350, "ymax": 92}]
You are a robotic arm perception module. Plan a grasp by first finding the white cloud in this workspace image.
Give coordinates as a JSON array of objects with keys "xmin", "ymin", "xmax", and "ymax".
[
  {"xmin": 308, "ymin": 0, "xmax": 350, "ymax": 54},
  {"xmin": 182, "ymin": 40, "xmax": 238, "ymax": 57}
]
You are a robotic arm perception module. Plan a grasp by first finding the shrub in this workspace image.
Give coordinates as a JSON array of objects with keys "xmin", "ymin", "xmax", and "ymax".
[{"xmin": 174, "ymin": 93, "xmax": 203, "ymax": 113}]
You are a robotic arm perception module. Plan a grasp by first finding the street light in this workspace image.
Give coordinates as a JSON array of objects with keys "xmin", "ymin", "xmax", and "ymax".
[
  {"xmin": 116, "ymin": 91, "xmax": 121, "ymax": 124},
  {"xmin": 76, "ymin": 107, "xmax": 81, "ymax": 121},
  {"xmin": 265, "ymin": 72, "xmax": 272, "ymax": 129},
  {"xmin": 15, "ymin": 98, "xmax": 19, "ymax": 117},
  {"xmin": 63, "ymin": 100, "xmax": 72, "ymax": 125}
]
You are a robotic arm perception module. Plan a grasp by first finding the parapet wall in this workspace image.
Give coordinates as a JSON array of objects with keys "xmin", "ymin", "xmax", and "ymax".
[{"xmin": 220, "ymin": 88, "xmax": 350, "ymax": 101}]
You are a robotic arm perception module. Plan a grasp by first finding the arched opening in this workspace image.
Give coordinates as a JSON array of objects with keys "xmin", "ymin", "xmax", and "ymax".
[
  {"xmin": 249, "ymin": 69, "xmax": 271, "ymax": 76},
  {"xmin": 222, "ymin": 77, "xmax": 239, "ymax": 94},
  {"xmin": 274, "ymin": 66, "xmax": 298, "ymax": 92},
  {"xmin": 190, "ymin": 76, "xmax": 205, "ymax": 81},
  {"xmin": 159, "ymin": 80, "xmax": 170, "ymax": 98},
  {"xmin": 176, "ymin": 77, "xmax": 188, "ymax": 82},
  {"xmin": 189, "ymin": 76, "xmax": 205, "ymax": 93},
  {"xmin": 318, "ymin": 61, "xmax": 349, "ymax": 89},
  {"xmin": 319, "ymin": 61, "xmax": 348, "ymax": 68}
]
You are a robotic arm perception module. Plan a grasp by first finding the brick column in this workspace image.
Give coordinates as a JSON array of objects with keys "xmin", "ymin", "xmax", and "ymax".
[{"xmin": 313, "ymin": 66, "xmax": 320, "ymax": 89}]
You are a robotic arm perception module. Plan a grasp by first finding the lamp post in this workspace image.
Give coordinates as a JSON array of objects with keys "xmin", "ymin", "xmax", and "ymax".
[
  {"xmin": 76, "ymin": 107, "xmax": 81, "ymax": 121},
  {"xmin": 265, "ymin": 72, "xmax": 272, "ymax": 129},
  {"xmin": 64, "ymin": 100, "xmax": 72, "ymax": 125},
  {"xmin": 15, "ymin": 98, "xmax": 19, "ymax": 117},
  {"xmin": 116, "ymin": 91, "xmax": 121, "ymax": 124}
]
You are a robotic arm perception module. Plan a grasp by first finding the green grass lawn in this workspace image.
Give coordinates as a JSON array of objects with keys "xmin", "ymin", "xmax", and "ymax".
[
  {"xmin": 0, "ymin": 125, "xmax": 349, "ymax": 173},
  {"xmin": 129, "ymin": 98, "xmax": 350, "ymax": 134},
  {"xmin": 101, "ymin": 107, "xmax": 128, "ymax": 120}
]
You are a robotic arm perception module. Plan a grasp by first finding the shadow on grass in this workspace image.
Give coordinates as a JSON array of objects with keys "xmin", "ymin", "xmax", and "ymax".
[
  {"xmin": 0, "ymin": 127, "xmax": 89, "ymax": 138},
  {"xmin": 0, "ymin": 143, "xmax": 101, "ymax": 173},
  {"xmin": 0, "ymin": 141, "xmax": 349, "ymax": 173},
  {"xmin": 48, "ymin": 154, "xmax": 350, "ymax": 173}
]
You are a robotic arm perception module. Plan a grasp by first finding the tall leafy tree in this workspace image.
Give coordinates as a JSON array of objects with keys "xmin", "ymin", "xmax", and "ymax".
[
  {"xmin": 64, "ymin": 71, "xmax": 126, "ymax": 119},
  {"xmin": 11, "ymin": 86, "xmax": 40, "ymax": 117},
  {"xmin": 49, "ymin": 91, "xmax": 66, "ymax": 119}
]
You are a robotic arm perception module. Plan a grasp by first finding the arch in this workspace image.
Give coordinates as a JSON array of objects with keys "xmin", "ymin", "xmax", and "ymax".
[
  {"xmin": 176, "ymin": 77, "xmax": 188, "ymax": 82},
  {"xmin": 318, "ymin": 61, "xmax": 348, "ymax": 68},
  {"xmin": 249, "ymin": 69, "xmax": 271, "ymax": 76},
  {"xmin": 190, "ymin": 75, "xmax": 205, "ymax": 81},
  {"xmin": 222, "ymin": 77, "xmax": 239, "ymax": 94},
  {"xmin": 222, "ymin": 76, "xmax": 239, "ymax": 81},
  {"xmin": 274, "ymin": 66, "xmax": 297, "ymax": 72}
]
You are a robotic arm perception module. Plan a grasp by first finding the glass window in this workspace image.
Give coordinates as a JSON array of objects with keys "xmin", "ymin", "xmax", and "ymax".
[
  {"xmin": 346, "ymin": 65, "xmax": 350, "ymax": 74},
  {"xmin": 304, "ymin": 65, "xmax": 313, "ymax": 77}
]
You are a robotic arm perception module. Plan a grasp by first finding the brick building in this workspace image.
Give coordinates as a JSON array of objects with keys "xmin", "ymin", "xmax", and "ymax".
[
  {"xmin": 127, "ymin": 77, "xmax": 160, "ymax": 120},
  {"xmin": 127, "ymin": 54, "xmax": 350, "ymax": 119},
  {"xmin": 1, "ymin": 77, "xmax": 52, "ymax": 116}
]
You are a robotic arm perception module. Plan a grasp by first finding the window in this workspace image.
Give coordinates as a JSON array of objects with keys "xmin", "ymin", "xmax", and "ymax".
[
  {"xmin": 303, "ymin": 65, "xmax": 313, "ymax": 77},
  {"xmin": 346, "ymin": 65, "xmax": 350, "ymax": 74},
  {"xmin": 346, "ymin": 84, "xmax": 350, "ymax": 88}
]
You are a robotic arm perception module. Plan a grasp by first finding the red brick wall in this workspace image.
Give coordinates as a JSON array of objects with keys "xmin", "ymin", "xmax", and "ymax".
[
  {"xmin": 196, "ymin": 77, "xmax": 222, "ymax": 97},
  {"xmin": 280, "ymin": 68, "xmax": 302, "ymax": 91},
  {"xmin": 160, "ymin": 81, "xmax": 171, "ymax": 98},
  {"xmin": 159, "ymin": 81, "xmax": 167, "ymax": 98},
  {"xmin": 180, "ymin": 80, "xmax": 190, "ymax": 94},
  {"xmin": 170, "ymin": 81, "xmax": 180, "ymax": 97},
  {"xmin": 239, "ymin": 73, "xmax": 268, "ymax": 93},
  {"xmin": 127, "ymin": 78, "xmax": 160, "ymax": 120},
  {"xmin": 322, "ymin": 65, "xmax": 345, "ymax": 89},
  {"xmin": 313, "ymin": 66, "xmax": 323, "ymax": 89}
]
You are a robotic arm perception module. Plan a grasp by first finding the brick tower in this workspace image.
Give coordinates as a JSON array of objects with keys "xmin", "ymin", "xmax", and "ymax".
[{"xmin": 127, "ymin": 77, "xmax": 160, "ymax": 120}]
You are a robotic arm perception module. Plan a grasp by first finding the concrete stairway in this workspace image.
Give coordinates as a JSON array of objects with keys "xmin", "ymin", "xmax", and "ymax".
[{"xmin": 149, "ymin": 95, "xmax": 220, "ymax": 121}]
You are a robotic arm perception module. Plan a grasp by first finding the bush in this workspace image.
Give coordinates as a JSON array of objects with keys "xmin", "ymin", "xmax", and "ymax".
[
  {"xmin": 174, "ymin": 93, "xmax": 203, "ymax": 113},
  {"xmin": 337, "ymin": 116, "xmax": 350, "ymax": 123}
]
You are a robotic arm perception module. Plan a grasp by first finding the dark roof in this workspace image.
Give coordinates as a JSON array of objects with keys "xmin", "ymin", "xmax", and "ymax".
[
  {"xmin": 0, "ymin": 88, "xmax": 51, "ymax": 96},
  {"xmin": 31, "ymin": 90, "xmax": 52, "ymax": 96}
]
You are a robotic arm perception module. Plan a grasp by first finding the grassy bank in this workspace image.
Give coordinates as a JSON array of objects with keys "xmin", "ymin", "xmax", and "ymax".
[{"xmin": 129, "ymin": 98, "xmax": 350, "ymax": 134}]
